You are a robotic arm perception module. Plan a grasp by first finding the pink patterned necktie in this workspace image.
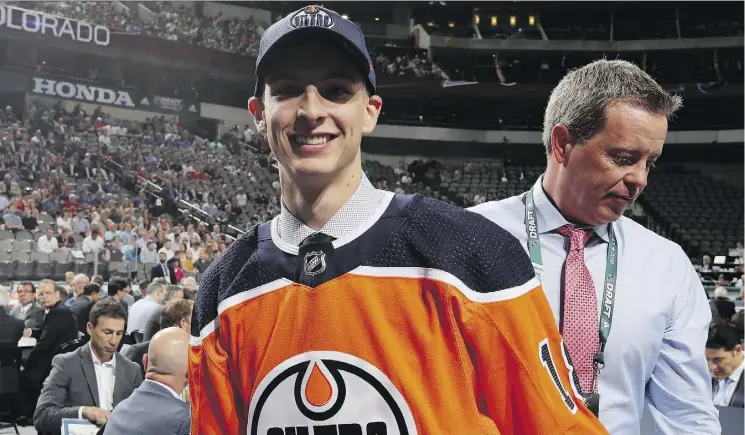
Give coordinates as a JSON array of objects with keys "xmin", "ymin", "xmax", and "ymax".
[{"xmin": 556, "ymin": 224, "xmax": 600, "ymax": 394}]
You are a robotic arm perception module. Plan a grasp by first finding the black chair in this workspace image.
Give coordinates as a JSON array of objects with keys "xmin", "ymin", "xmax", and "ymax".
[
  {"xmin": 0, "ymin": 343, "xmax": 22, "ymax": 434},
  {"xmin": 56, "ymin": 338, "xmax": 85, "ymax": 356},
  {"xmin": 132, "ymin": 331, "xmax": 144, "ymax": 344}
]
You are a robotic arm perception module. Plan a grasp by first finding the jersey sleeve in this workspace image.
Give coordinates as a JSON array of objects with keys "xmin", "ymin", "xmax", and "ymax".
[
  {"xmin": 461, "ymin": 233, "xmax": 608, "ymax": 435},
  {"xmin": 189, "ymin": 258, "xmax": 244, "ymax": 435}
]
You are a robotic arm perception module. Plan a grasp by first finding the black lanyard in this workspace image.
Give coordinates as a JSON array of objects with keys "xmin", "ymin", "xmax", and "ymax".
[{"xmin": 524, "ymin": 187, "xmax": 618, "ymax": 392}]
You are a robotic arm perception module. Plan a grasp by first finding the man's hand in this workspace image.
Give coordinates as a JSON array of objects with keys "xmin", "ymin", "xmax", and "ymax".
[
  {"xmin": 82, "ymin": 406, "xmax": 111, "ymax": 425},
  {"xmin": 22, "ymin": 328, "xmax": 32, "ymax": 338}
]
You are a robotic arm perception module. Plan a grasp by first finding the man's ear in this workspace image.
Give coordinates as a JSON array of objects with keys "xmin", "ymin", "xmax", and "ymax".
[
  {"xmin": 549, "ymin": 123, "xmax": 573, "ymax": 166},
  {"xmin": 248, "ymin": 97, "xmax": 267, "ymax": 136},
  {"xmin": 362, "ymin": 96, "xmax": 383, "ymax": 135}
]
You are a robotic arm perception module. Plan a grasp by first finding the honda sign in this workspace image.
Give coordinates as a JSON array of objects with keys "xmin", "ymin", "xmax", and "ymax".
[{"xmin": 32, "ymin": 78, "xmax": 135, "ymax": 107}]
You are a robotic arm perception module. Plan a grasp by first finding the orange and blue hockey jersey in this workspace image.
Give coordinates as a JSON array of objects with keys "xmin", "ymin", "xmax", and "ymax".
[{"xmin": 189, "ymin": 193, "xmax": 607, "ymax": 435}]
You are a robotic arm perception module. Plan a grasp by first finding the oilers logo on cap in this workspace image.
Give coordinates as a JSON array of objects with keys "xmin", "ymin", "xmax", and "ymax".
[{"xmin": 289, "ymin": 5, "xmax": 335, "ymax": 29}]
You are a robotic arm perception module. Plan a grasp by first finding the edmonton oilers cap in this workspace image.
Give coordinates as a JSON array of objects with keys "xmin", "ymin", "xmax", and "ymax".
[{"xmin": 254, "ymin": 5, "xmax": 376, "ymax": 97}]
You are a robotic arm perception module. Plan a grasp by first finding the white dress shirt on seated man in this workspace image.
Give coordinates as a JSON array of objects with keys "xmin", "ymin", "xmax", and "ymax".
[
  {"xmin": 470, "ymin": 177, "xmax": 719, "ymax": 435},
  {"xmin": 714, "ymin": 356, "xmax": 744, "ymax": 407},
  {"xmin": 78, "ymin": 342, "xmax": 116, "ymax": 419},
  {"xmin": 127, "ymin": 295, "xmax": 161, "ymax": 334},
  {"xmin": 37, "ymin": 234, "xmax": 58, "ymax": 253}
]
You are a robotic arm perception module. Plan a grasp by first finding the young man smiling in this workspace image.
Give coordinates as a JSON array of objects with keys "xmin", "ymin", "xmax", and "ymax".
[{"xmin": 189, "ymin": 5, "xmax": 605, "ymax": 435}]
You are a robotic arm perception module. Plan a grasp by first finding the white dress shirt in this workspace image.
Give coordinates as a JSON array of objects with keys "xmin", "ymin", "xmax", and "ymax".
[
  {"xmin": 470, "ymin": 177, "xmax": 719, "ymax": 435},
  {"xmin": 37, "ymin": 235, "xmax": 58, "ymax": 253},
  {"xmin": 78, "ymin": 343, "xmax": 116, "ymax": 419},
  {"xmin": 82, "ymin": 236, "xmax": 105, "ymax": 253},
  {"xmin": 127, "ymin": 295, "xmax": 162, "ymax": 334},
  {"xmin": 713, "ymin": 357, "xmax": 744, "ymax": 406},
  {"xmin": 275, "ymin": 173, "xmax": 388, "ymax": 246}
]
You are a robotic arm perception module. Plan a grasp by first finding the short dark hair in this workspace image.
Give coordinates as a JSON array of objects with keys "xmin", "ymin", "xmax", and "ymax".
[
  {"xmin": 706, "ymin": 320, "xmax": 740, "ymax": 351},
  {"xmin": 108, "ymin": 276, "xmax": 128, "ymax": 297},
  {"xmin": 19, "ymin": 281, "xmax": 35, "ymax": 293},
  {"xmin": 89, "ymin": 298, "xmax": 127, "ymax": 327},
  {"xmin": 92, "ymin": 275, "xmax": 104, "ymax": 286},
  {"xmin": 83, "ymin": 283, "xmax": 101, "ymax": 297},
  {"xmin": 160, "ymin": 299, "xmax": 193, "ymax": 329}
]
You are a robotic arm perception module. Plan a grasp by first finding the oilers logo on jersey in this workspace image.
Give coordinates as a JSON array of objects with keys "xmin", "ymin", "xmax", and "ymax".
[{"xmin": 248, "ymin": 352, "xmax": 417, "ymax": 435}]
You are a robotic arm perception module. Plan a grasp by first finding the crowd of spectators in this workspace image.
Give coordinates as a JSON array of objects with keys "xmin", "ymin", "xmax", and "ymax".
[
  {"xmin": 0, "ymin": 101, "xmax": 259, "ymax": 281},
  {"xmin": 11, "ymin": 1, "xmax": 269, "ymax": 57},
  {"xmin": 374, "ymin": 52, "xmax": 446, "ymax": 79}
]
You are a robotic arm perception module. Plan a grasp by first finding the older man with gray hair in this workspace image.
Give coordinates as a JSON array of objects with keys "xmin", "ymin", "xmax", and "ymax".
[
  {"xmin": 472, "ymin": 59, "xmax": 719, "ymax": 434},
  {"xmin": 64, "ymin": 273, "xmax": 90, "ymax": 308}
]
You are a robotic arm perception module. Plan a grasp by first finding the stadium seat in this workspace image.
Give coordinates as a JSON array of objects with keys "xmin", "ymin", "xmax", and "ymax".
[{"xmin": 14, "ymin": 231, "xmax": 33, "ymax": 241}]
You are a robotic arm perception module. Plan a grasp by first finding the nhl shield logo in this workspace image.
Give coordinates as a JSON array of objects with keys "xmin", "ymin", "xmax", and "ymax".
[
  {"xmin": 304, "ymin": 251, "xmax": 326, "ymax": 276},
  {"xmin": 289, "ymin": 5, "xmax": 335, "ymax": 29}
]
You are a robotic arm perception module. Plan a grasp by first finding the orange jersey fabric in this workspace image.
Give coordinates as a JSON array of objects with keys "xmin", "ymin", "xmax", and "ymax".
[{"xmin": 189, "ymin": 194, "xmax": 607, "ymax": 435}]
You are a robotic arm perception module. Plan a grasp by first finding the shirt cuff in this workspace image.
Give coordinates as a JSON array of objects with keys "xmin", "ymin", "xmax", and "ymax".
[{"xmin": 78, "ymin": 406, "xmax": 84, "ymax": 420}]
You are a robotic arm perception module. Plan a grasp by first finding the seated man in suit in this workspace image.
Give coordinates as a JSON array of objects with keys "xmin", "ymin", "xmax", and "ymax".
[
  {"xmin": 0, "ymin": 286, "xmax": 24, "ymax": 345},
  {"xmin": 126, "ymin": 280, "xmax": 167, "ymax": 339},
  {"xmin": 123, "ymin": 299, "xmax": 193, "ymax": 376},
  {"xmin": 0, "ymin": 286, "xmax": 24, "ymax": 420},
  {"xmin": 33, "ymin": 298, "xmax": 143, "ymax": 434},
  {"xmin": 70, "ymin": 283, "xmax": 102, "ymax": 340},
  {"xmin": 107, "ymin": 276, "xmax": 131, "ymax": 315},
  {"xmin": 19, "ymin": 279, "xmax": 78, "ymax": 421},
  {"xmin": 9, "ymin": 281, "xmax": 44, "ymax": 330},
  {"xmin": 104, "ymin": 327, "xmax": 191, "ymax": 435},
  {"xmin": 712, "ymin": 286, "xmax": 737, "ymax": 321},
  {"xmin": 706, "ymin": 319, "xmax": 744, "ymax": 408},
  {"xmin": 151, "ymin": 251, "xmax": 177, "ymax": 284}
]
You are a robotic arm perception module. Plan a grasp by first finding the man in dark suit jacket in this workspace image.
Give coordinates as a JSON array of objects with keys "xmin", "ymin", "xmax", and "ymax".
[
  {"xmin": 151, "ymin": 252, "xmax": 177, "ymax": 284},
  {"xmin": 70, "ymin": 283, "xmax": 102, "ymax": 339},
  {"xmin": 8, "ymin": 282, "xmax": 44, "ymax": 330},
  {"xmin": 104, "ymin": 327, "xmax": 190, "ymax": 435},
  {"xmin": 34, "ymin": 299, "xmax": 143, "ymax": 434},
  {"xmin": 19, "ymin": 280, "xmax": 78, "ymax": 419},
  {"xmin": 706, "ymin": 320, "xmax": 744, "ymax": 408},
  {"xmin": 0, "ymin": 287, "xmax": 24, "ymax": 345},
  {"xmin": 123, "ymin": 299, "xmax": 193, "ymax": 376},
  {"xmin": 712, "ymin": 287, "xmax": 737, "ymax": 321}
]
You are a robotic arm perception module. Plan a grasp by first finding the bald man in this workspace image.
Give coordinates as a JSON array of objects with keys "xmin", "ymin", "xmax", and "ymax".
[{"xmin": 103, "ymin": 327, "xmax": 191, "ymax": 435}]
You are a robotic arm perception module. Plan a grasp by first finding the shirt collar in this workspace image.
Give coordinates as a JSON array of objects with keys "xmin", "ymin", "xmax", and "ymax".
[
  {"xmin": 727, "ymin": 356, "xmax": 745, "ymax": 383},
  {"xmin": 277, "ymin": 172, "xmax": 384, "ymax": 246},
  {"xmin": 89, "ymin": 342, "xmax": 115, "ymax": 368},
  {"xmin": 530, "ymin": 175, "xmax": 610, "ymax": 242},
  {"xmin": 143, "ymin": 379, "xmax": 182, "ymax": 401}
]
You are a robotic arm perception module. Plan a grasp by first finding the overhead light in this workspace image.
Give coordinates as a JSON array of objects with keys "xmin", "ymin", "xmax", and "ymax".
[
  {"xmin": 375, "ymin": 17, "xmax": 380, "ymax": 21},
  {"xmin": 474, "ymin": 14, "xmax": 480, "ymax": 25},
  {"xmin": 509, "ymin": 15, "xmax": 516, "ymax": 26},
  {"xmin": 491, "ymin": 16, "xmax": 497, "ymax": 26},
  {"xmin": 341, "ymin": 14, "xmax": 349, "ymax": 19},
  {"xmin": 448, "ymin": 22, "xmax": 455, "ymax": 28},
  {"xmin": 528, "ymin": 15, "xmax": 535, "ymax": 26}
]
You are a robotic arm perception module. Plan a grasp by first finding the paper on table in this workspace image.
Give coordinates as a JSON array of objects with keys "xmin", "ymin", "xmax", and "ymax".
[
  {"xmin": 18, "ymin": 337, "xmax": 36, "ymax": 347},
  {"xmin": 61, "ymin": 418, "xmax": 98, "ymax": 435}
]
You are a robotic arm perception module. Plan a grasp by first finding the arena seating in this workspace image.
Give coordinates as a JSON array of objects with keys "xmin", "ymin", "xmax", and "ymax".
[{"xmin": 640, "ymin": 166, "xmax": 744, "ymax": 259}]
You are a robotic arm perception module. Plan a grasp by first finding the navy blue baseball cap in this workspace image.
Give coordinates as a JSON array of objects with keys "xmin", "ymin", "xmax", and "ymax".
[{"xmin": 254, "ymin": 5, "xmax": 376, "ymax": 97}]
